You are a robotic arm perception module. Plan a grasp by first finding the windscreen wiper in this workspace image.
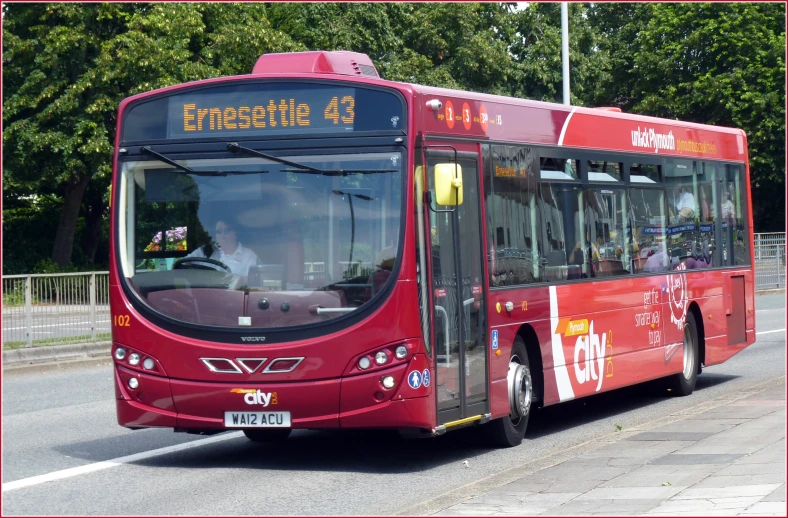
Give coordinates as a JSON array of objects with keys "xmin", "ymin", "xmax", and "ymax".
[
  {"xmin": 139, "ymin": 146, "xmax": 268, "ymax": 176},
  {"xmin": 227, "ymin": 143, "xmax": 325, "ymax": 173},
  {"xmin": 189, "ymin": 170, "xmax": 269, "ymax": 177},
  {"xmin": 280, "ymin": 168, "xmax": 399, "ymax": 176},
  {"xmin": 140, "ymin": 146, "xmax": 195, "ymax": 174},
  {"xmin": 228, "ymin": 143, "xmax": 398, "ymax": 176}
]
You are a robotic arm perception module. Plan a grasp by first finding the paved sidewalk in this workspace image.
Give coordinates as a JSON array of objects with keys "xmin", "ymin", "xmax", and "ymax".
[
  {"xmin": 2, "ymin": 341, "xmax": 110, "ymax": 371},
  {"xmin": 432, "ymin": 380, "xmax": 786, "ymax": 516}
]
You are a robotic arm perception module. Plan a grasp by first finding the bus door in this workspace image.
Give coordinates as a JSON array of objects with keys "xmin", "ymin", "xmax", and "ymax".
[{"xmin": 425, "ymin": 148, "xmax": 489, "ymax": 424}]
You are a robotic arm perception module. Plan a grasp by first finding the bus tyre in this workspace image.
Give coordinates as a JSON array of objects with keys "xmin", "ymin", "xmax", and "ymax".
[
  {"xmin": 486, "ymin": 336, "xmax": 531, "ymax": 447},
  {"xmin": 243, "ymin": 428, "xmax": 292, "ymax": 443},
  {"xmin": 668, "ymin": 312, "xmax": 699, "ymax": 397}
]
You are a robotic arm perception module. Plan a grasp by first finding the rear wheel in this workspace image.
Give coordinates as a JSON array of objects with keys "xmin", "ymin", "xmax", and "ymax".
[
  {"xmin": 667, "ymin": 312, "xmax": 698, "ymax": 396},
  {"xmin": 243, "ymin": 428, "xmax": 292, "ymax": 443},
  {"xmin": 485, "ymin": 335, "xmax": 532, "ymax": 447}
]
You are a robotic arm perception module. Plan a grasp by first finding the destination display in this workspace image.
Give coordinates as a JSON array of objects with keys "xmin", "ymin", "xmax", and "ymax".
[{"xmin": 121, "ymin": 82, "xmax": 405, "ymax": 142}]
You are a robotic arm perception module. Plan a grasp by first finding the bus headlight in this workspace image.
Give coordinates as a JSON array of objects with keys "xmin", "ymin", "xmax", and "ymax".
[
  {"xmin": 128, "ymin": 377, "xmax": 139, "ymax": 390},
  {"xmin": 143, "ymin": 358, "xmax": 155, "ymax": 370},
  {"xmin": 375, "ymin": 351, "xmax": 388, "ymax": 365},
  {"xmin": 395, "ymin": 345, "xmax": 408, "ymax": 359},
  {"xmin": 128, "ymin": 353, "xmax": 141, "ymax": 366},
  {"xmin": 114, "ymin": 348, "xmax": 126, "ymax": 361},
  {"xmin": 358, "ymin": 357, "xmax": 371, "ymax": 370},
  {"xmin": 382, "ymin": 376, "xmax": 395, "ymax": 389}
]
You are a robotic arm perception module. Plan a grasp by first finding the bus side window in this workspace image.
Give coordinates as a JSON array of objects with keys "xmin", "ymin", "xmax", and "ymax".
[
  {"xmin": 484, "ymin": 145, "xmax": 540, "ymax": 287},
  {"xmin": 538, "ymin": 183, "xmax": 582, "ymax": 281},
  {"xmin": 583, "ymin": 187, "xmax": 629, "ymax": 278},
  {"xmin": 723, "ymin": 164, "xmax": 748, "ymax": 266},
  {"xmin": 629, "ymin": 188, "xmax": 668, "ymax": 273}
]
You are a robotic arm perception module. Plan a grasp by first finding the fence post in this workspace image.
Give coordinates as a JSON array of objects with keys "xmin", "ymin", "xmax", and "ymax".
[
  {"xmin": 90, "ymin": 273, "xmax": 97, "ymax": 341},
  {"xmin": 779, "ymin": 235, "xmax": 785, "ymax": 289},
  {"xmin": 25, "ymin": 276, "xmax": 32, "ymax": 347}
]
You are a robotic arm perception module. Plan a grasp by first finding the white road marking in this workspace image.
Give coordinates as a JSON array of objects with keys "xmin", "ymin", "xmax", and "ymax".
[
  {"xmin": 756, "ymin": 328, "xmax": 785, "ymax": 336},
  {"xmin": 2, "ymin": 432, "xmax": 243, "ymax": 492}
]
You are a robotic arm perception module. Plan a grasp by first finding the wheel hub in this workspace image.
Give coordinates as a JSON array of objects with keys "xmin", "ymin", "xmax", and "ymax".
[
  {"xmin": 683, "ymin": 324, "xmax": 694, "ymax": 380},
  {"xmin": 507, "ymin": 360, "xmax": 532, "ymax": 419}
]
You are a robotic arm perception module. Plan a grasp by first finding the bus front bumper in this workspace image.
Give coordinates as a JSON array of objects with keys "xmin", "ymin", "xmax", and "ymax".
[{"xmin": 115, "ymin": 359, "xmax": 435, "ymax": 431}]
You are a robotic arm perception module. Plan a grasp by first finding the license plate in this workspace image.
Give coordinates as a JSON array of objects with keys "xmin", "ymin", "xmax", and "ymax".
[{"xmin": 224, "ymin": 411, "xmax": 291, "ymax": 428}]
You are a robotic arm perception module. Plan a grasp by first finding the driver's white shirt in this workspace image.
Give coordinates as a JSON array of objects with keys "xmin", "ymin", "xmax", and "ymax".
[
  {"xmin": 187, "ymin": 242, "xmax": 259, "ymax": 276},
  {"xmin": 676, "ymin": 191, "xmax": 695, "ymax": 212}
]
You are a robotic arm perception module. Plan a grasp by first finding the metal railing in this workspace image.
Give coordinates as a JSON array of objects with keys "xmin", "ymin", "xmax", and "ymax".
[
  {"xmin": 755, "ymin": 233, "xmax": 786, "ymax": 290},
  {"xmin": 1, "ymin": 237, "xmax": 783, "ymax": 348},
  {"xmin": 2, "ymin": 272, "xmax": 110, "ymax": 348}
]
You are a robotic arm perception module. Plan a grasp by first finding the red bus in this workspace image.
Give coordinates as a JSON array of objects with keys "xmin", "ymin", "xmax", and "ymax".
[{"xmin": 110, "ymin": 51, "xmax": 755, "ymax": 447}]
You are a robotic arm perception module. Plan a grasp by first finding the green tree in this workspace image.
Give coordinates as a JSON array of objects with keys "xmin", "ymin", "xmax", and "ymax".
[
  {"xmin": 588, "ymin": 2, "xmax": 786, "ymax": 231},
  {"xmin": 2, "ymin": 3, "xmax": 299, "ymax": 271},
  {"xmin": 267, "ymin": 2, "xmax": 517, "ymax": 94},
  {"xmin": 586, "ymin": 2, "xmax": 653, "ymax": 110}
]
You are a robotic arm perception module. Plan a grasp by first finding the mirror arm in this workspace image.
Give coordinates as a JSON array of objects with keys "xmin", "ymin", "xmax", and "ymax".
[{"xmin": 425, "ymin": 190, "xmax": 455, "ymax": 214}]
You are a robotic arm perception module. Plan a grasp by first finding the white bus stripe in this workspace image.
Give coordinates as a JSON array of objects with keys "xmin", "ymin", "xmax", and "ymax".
[
  {"xmin": 557, "ymin": 106, "xmax": 578, "ymax": 146},
  {"xmin": 2, "ymin": 432, "xmax": 243, "ymax": 492},
  {"xmin": 549, "ymin": 286, "xmax": 575, "ymax": 402}
]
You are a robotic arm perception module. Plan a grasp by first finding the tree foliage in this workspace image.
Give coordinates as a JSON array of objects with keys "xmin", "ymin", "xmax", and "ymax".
[
  {"xmin": 587, "ymin": 2, "xmax": 786, "ymax": 231},
  {"xmin": 2, "ymin": 2, "xmax": 785, "ymax": 274},
  {"xmin": 2, "ymin": 3, "xmax": 299, "ymax": 272}
]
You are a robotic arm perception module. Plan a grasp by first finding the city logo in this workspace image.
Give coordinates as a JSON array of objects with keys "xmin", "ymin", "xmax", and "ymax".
[
  {"xmin": 231, "ymin": 389, "xmax": 278, "ymax": 406},
  {"xmin": 572, "ymin": 320, "xmax": 610, "ymax": 392},
  {"xmin": 565, "ymin": 319, "xmax": 589, "ymax": 337},
  {"xmin": 553, "ymin": 317, "xmax": 613, "ymax": 393}
]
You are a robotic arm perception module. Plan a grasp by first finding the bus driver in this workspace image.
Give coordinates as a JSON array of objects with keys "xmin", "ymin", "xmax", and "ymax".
[{"xmin": 186, "ymin": 219, "xmax": 259, "ymax": 277}]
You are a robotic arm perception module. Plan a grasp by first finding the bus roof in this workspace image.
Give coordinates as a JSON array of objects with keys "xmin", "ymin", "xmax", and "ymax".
[
  {"xmin": 117, "ymin": 50, "xmax": 746, "ymax": 163},
  {"xmin": 406, "ymin": 82, "xmax": 746, "ymax": 162}
]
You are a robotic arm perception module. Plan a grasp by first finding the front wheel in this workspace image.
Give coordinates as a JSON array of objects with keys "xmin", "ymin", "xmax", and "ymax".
[
  {"xmin": 485, "ymin": 335, "xmax": 532, "ymax": 447},
  {"xmin": 243, "ymin": 428, "xmax": 292, "ymax": 443},
  {"xmin": 667, "ymin": 312, "xmax": 699, "ymax": 396}
]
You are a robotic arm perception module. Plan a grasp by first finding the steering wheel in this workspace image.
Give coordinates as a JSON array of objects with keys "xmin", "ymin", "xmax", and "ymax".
[{"xmin": 173, "ymin": 257, "xmax": 232, "ymax": 274}]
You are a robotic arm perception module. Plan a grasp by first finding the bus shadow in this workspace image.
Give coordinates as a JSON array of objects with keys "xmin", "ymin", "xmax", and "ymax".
[
  {"xmin": 525, "ymin": 372, "xmax": 740, "ymax": 439},
  {"xmin": 54, "ymin": 373, "xmax": 740, "ymax": 473},
  {"xmin": 53, "ymin": 423, "xmax": 496, "ymax": 473},
  {"xmin": 130, "ymin": 428, "xmax": 494, "ymax": 473}
]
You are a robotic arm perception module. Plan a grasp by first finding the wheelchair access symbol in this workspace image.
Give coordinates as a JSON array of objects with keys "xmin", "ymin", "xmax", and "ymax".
[
  {"xmin": 422, "ymin": 369, "xmax": 431, "ymax": 388},
  {"xmin": 407, "ymin": 370, "xmax": 422, "ymax": 389}
]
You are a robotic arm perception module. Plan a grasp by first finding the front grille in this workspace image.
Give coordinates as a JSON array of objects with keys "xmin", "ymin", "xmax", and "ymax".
[{"xmin": 199, "ymin": 357, "xmax": 305, "ymax": 374}]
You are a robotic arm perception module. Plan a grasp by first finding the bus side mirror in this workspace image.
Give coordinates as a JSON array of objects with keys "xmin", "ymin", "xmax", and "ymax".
[{"xmin": 433, "ymin": 163, "xmax": 463, "ymax": 206}]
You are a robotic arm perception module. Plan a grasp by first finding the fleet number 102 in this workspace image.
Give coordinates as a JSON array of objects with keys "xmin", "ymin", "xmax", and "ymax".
[{"xmin": 114, "ymin": 315, "xmax": 130, "ymax": 327}]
